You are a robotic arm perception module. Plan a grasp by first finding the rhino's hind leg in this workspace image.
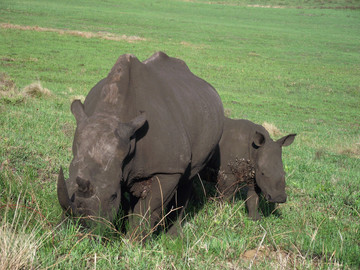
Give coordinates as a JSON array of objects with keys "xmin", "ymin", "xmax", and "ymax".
[{"xmin": 127, "ymin": 174, "xmax": 181, "ymax": 241}]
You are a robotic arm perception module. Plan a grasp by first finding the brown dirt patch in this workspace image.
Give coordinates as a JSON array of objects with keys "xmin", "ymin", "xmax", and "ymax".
[
  {"xmin": 180, "ymin": 41, "xmax": 209, "ymax": 49},
  {"xmin": 181, "ymin": 1, "xmax": 285, "ymax": 8},
  {"xmin": 338, "ymin": 141, "xmax": 360, "ymax": 159},
  {"xmin": 0, "ymin": 73, "xmax": 22, "ymax": 102},
  {"xmin": 0, "ymin": 23, "xmax": 146, "ymax": 43},
  {"xmin": 0, "ymin": 73, "xmax": 17, "ymax": 92},
  {"xmin": 247, "ymin": 4, "xmax": 285, "ymax": 9}
]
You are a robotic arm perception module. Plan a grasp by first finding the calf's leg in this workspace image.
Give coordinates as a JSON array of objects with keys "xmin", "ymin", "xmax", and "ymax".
[{"xmin": 246, "ymin": 183, "xmax": 261, "ymax": 221}]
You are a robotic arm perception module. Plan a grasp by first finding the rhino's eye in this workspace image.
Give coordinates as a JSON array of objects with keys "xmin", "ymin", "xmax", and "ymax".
[{"xmin": 110, "ymin": 193, "xmax": 117, "ymax": 202}]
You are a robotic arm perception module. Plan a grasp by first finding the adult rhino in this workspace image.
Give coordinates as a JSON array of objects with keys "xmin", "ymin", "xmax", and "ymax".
[
  {"xmin": 200, "ymin": 117, "xmax": 296, "ymax": 220},
  {"xmin": 57, "ymin": 52, "xmax": 224, "ymax": 237}
]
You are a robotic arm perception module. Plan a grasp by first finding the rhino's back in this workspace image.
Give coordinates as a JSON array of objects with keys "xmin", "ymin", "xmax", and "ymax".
[
  {"xmin": 131, "ymin": 52, "xmax": 224, "ymax": 178},
  {"xmin": 84, "ymin": 52, "xmax": 223, "ymax": 180}
]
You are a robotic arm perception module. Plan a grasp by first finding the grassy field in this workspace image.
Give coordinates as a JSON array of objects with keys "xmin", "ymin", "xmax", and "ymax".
[{"xmin": 1, "ymin": 0, "xmax": 359, "ymax": 269}]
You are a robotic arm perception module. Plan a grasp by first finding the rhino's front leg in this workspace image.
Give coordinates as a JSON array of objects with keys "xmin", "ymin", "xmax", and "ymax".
[
  {"xmin": 128, "ymin": 174, "xmax": 180, "ymax": 241},
  {"xmin": 246, "ymin": 183, "xmax": 261, "ymax": 221},
  {"xmin": 166, "ymin": 177, "xmax": 193, "ymax": 237}
]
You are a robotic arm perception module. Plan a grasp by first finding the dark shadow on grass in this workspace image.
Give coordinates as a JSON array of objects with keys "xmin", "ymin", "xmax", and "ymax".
[{"xmin": 189, "ymin": 174, "xmax": 283, "ymax": 220}]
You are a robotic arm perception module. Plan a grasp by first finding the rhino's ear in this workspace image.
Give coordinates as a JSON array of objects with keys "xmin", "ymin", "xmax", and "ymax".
[
  {"xmin": 116, "ymin": 113, "xmax": 147, "ymax": 140},
  {"xmin": 71, "ymin": 100, "xmax": 87, "ymax": 124},
  {"xmin": 278, "ymin": 133, "xmax": 296, "ymax": 147},
  {"xmin": 253, "ymin": 131, "xmax": 266, "ymax": 148},
  {"xmin": 128, "ymin": 112, "xmax": 147, "ymax": 134}
]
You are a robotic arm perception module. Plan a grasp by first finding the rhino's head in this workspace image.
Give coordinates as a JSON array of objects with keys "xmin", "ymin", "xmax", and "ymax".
[
  {"xmin": 251, "ymin": 130, "xmax": 296, "ymax": 203},
  {"xmin": 57, "ymin": 100, "xmax": 146, "ymax": 226}
]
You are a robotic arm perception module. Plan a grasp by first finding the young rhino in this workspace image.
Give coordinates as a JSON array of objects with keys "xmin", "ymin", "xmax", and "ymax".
[{"xmin": 201, "ymin": 117, "xmax": 296, "ymax": 220}]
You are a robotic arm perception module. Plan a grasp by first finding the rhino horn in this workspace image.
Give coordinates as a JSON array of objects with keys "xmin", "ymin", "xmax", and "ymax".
[{"xmin": 57, "ymin": 167, "xmax": 71, "ymax": 211}]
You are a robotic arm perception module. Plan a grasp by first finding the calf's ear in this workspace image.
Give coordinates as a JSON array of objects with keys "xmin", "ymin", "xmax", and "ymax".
[
  {"xmin": 277, "ymin": 133, "xmax": 296, "ymax": 147},
  {"xmin": 71, "ymin": 100, "xmax": 87, "ymax": 124},
  {"xmin": 253, "ymin": 131, "xmax": 266, "ymax": 147}
]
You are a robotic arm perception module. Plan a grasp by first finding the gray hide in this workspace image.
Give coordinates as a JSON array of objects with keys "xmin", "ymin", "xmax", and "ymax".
[
  {"xmin": 201, "ymin": 117, "xmax": 296, "ymax": 220},
  {"xmin": 57, "ymin": 52, "xmax": 224, "ymax": 236}
]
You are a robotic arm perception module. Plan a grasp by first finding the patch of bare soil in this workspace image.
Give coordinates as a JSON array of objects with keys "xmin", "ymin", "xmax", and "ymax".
[
  {"xmin": 181, "ymin": 1, "xmax": 285, "ymax": 7},
  {"xmin": 247, "ymin": 4, "xmax": 285, "ymax": 9},
  {"xmin": 61, "ymin": 122, "xmax": 75, "ymax": 137},
  {"xmin": 180, "ymin": 41, "xmax": 210, "ymax": 49},
  {"xmin": 0, "ymin": 73, "xmax": 21, "ymax": 101},
  {"xmin": 0, "ymin": 73, "xmax": 16, "ymax": 92},
  {"xmin": 0, "ymin": 23, "xmax": 146, "ymax": 43},
  {"xmin": 338, "ymin": 142, "xmax": 360, "ymax": 159}
]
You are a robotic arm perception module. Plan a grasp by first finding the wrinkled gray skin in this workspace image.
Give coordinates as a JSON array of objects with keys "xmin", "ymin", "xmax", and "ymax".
[
  {"xmin": 57, "ymin": 52, "xmax": 224, "ymax": 237},
  {"xmin": 201, "ymin": 117, "xmax": 296, "ymax": 220}
]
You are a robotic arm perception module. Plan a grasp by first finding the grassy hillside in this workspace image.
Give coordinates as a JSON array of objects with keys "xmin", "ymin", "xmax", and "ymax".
[{"xmin": 1, "ymin": 0, "xmax": 359, "ymax": 268}]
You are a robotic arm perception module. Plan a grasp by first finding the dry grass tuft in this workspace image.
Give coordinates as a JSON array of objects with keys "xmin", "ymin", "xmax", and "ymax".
[
  {"xmin": 0, "ymin": 197, "xmax": 49, "ymax": 270},
  {"xmin": 1, "ymin": 23, "xmax": 146, "ymax": 43},
  {"xmin": 241, "ymin": 245, "xmax": 306, "ymax": 268},
  {"xmin": 240, "ymin": 244, "xmax": 344, "ymax": 269},
  {"xmin": 23, "ymin": 81, "xmax": 51, "ymax": 98},
  {"xmin": 262, "ymin": 122, "xmax": 283, "ymax": 137},
  {"xmin": 224, "ymin": 108, "xmax": 232, "ymax": 117},
  {"xmin": 0, "ymin": 223, "xmax": 37, "ymax": 270},
  {"xmin": 70, "ymin": 95, "xmax": 86, "ymax": 103},
  {"xmin": 1, "ymin": 74, "xmax": 52, "ymax": 102}
]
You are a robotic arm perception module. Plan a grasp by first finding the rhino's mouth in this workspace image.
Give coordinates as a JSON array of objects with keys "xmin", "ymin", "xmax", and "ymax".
[{"xmin": 265, "ymin": 193, "xmax": 287, "ymax": 203}]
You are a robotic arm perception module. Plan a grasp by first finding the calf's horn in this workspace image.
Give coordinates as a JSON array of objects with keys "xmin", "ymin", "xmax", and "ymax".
[{"xmin": 57, "ymin": 167, "xmax": 71, "ymax": 211}]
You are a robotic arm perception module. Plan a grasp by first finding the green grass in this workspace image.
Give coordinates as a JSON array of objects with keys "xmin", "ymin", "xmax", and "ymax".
[{"xmin": 1, "ymin": 0, "xmax": 359, "ymax": 268}]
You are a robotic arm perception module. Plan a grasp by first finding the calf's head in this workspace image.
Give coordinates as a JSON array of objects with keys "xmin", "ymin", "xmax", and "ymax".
[
  {"xmin": 252, "ymin": 130, "xmax": 296, "ymax": 203},
  {"xmin": 57, "ymin": 100, "xmax": 146, "ymax": 226}
]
